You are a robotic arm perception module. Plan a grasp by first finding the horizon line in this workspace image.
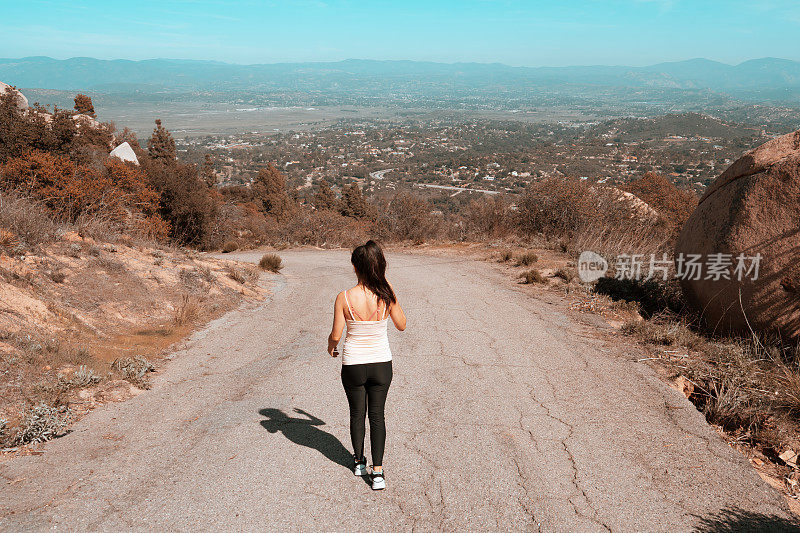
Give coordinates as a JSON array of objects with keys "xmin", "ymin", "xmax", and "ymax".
[{"xmin": 2, "ymin": 55, "xmax": 797, "ymax": 70}]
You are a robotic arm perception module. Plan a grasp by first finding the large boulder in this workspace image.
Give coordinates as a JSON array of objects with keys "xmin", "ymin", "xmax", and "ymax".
[
  {"xmin": 109, "ymin": 142, "xmax": 139, "ymax": 165},
  {"xmin": 675, "ymin": 129, "xmax": 800, "ymax": 338},
  {"xmin": 0, "ymin": 81, "xmax": 28, "ymax": 109}
]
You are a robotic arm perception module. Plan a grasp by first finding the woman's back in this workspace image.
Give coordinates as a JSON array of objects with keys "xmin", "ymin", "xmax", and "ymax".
[{"xmin": 341, "ymin": 287, "xmax": 392, "ymax": 366}]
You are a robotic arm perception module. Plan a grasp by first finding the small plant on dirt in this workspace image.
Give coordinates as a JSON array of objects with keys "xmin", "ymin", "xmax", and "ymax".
[
  {"xmin": 227, "ymin": 266, "xmax": 247, "ymax": 284},
  {"xmin": 13, "ymin": 404, "xmax": 72, "ymax": 445},
  {"xmin": 88, "ymin": 245, "xmax": 101, "ymax": 257},
  {"xmin": 554, "ymin": 267, "xmax": 576, "ymax": 283},
  {"xmin": 0, "ymin": 227, "xmax": 20, "ymax": 254},
  {"xmin": 0, "ymin": 418, "xmax": 7, "ymax": 445},
  {"xmin": 93, "ymin": 257, "xmax": 125, "ymax": 273},
  {"xmin": 515, "ymin": 251, "xmax": 538, "ymax": 266},
  {"xmin": 222, "ymin": 240, "xmax": 239, "ymax": 253},
  {"xmin": 259, "ymin": 253, "xmax": 283, "ymax": 272},
  {"xmin": 227, "ymin": 265, "xmax": 258, "ymax": 284},
  {"xmin": 498, "ymin": 249, "xmax": 513, "ymax": 262},
  {"xmin": 197, "ymin": 265, "xmax": 214, "ymax": 282},
  {"xmin": 174, "ymin": 294, "xmax": 202, "ymax": 326},
  {"xmin": 68, "ymin": 243, "xmax": 82, "ymax": 258},
  {"xmin": 58, "ymin": 365, "xmax": 102, "ymax": 389},
  {"xmin": 48, "ymin": 270, "xmax": 66, "ymax": 283},
  {"xmin": 520, "ymin": 269, "xmax": 546, "ymax": 284},
  {"xmin": 111, "ymin": 356, "xmax": 155, "ymax": 389}
]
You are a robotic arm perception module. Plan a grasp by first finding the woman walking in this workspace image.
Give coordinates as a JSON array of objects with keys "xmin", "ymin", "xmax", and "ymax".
[{"xmin": 327, "ymin": 240, "xmax": 406, "ymax": 490}]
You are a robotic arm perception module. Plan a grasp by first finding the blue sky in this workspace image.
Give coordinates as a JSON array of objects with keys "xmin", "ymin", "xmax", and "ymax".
[{"xmin": 2, "ymin": 0, "xmax": 798, "ymax": 66}]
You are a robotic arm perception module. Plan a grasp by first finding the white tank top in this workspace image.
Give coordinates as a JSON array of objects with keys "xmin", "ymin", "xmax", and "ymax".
[{"xmin": 341, "ymin": 290, "xmax": 392, "ymax": 366}]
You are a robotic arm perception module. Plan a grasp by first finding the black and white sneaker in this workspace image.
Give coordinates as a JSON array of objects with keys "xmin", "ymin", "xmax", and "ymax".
[
  {"xmin": 353, "ymin": 456, "xmax": 368, "ymax": 477},
  {"xmin": 371, "ymin": 468, "xmax": 385, "ymax": 490}
]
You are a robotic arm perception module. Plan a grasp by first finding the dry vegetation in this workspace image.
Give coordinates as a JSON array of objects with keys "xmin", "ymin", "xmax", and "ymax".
[{"xmin": 0, "ymin": 227, "xmax": 264, "ymax": 448}]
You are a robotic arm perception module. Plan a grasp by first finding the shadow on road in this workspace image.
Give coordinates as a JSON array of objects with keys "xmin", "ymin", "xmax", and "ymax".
[
  {"xmin": 693, "ymin": 507, "xmax": 800, "ymax": 532},
  {"xmin": 258, "ymin": 407, "xmax": 353, "ymax": 470}
]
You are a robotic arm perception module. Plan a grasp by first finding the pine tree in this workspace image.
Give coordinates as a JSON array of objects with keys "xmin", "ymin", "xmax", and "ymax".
[
  {"xmin": 313, "ymin": 180, "xmax": 339, "ymax": 211},
  {"xmin": 147, "ymin": 119, "xmax": 176, "ymax": 164},
  {"xmin": 340, "ymin": 183, "xmax": 373, "ymax": 219},
  {"xmin": 251, "ymin": 163, "xmax": 295, "ymax": 221},
  {"xmin": 73, "ymin": 94, "xmax": 96, "ymax": 117},
  {"xmin": 201, "ymin": 154, "xmax": 216, "ymax": 187}
]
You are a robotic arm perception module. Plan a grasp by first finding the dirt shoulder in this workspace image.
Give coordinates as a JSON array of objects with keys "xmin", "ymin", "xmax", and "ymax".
[{"xmin": 0, "ymin": 233, "xmax": 267, "ymax": 449}]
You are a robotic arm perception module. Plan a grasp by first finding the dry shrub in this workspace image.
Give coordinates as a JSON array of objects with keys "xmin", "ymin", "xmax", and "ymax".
[
  {"xmin": 623, "ymin": 172, "xmax": 698, "ymax": 236},
  {"xmin": 515, "ymin": 251, "xmax": 538, "ymax": 266},
  {"xmin": 280, "ymin": 209, "xmax": 369, "ymax": 247},
  {"xmin": 58, "ymin": 365, "xmax": 102, "ymax": 390},
  {"xmin": 174, "ymin": 294, "xmax": 202, "ymax": 326},
  {"xmin": 464, "ymin": 195, "xmax": 510, "ymax": 239},
  {"xmin": 520, "ymin": 269, "xmax": 546, "ymax": 284},
  {"xmin": 92, "ymin": 256, "xmax": 125, "ymax": 273},
  {"xmin": 516, "ymin": 177, "xmax": 594, "ymax": 239},
  {"xmin": 375, "ymin": 192, "xmax": 443, "ymax": 243},
  {"xmin": 227, "ymin": 264, "xmax": 258, "ymax": 285},
  {"xmin": 595, "ymin": 277, "xmax": 685, "ymax": 318},
  {"xmin": 13, "ymin": 404, "xmax": 72, "ymax": 445},
  {"xmin": 259, "ymin": 253, "xmax": 283, "ymax": 272},
  {"xmin": 516, "ymin": 178, "xmax": 673, "ymax": 258},
  {"xmin": 0, "ymin": 227, "xmax": 19, "ymax": 253},
  {"xmin": 222, "ymin": 240, "xmax": 239, "ymax": 253},
  {"xmin": 111, "ymin": 356, "xmax": 155, "ymax": 388},
  {"xmin": 554, "ymin": 267, "xmax": 576, "ymax": 283},
  {"xmin": 498, "ymin": 249, "xmax": 513, "ymax": 262},
  {"xmin": 0, "ymin": 192, "xmax": 59, "ymax": 250}
]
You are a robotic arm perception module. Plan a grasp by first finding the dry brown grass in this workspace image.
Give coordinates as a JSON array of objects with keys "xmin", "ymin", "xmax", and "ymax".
[
  {"xmin": 221, "ymin": 240, "xmax": 239, "ymax": 253},
  {"xmin": 520, "ymin": 269, "xmax": 546, "ymax": 284},
  {"xmin": 554, "ymin": 266, "xmax": 576, "ymax": 283},
  {"xmin": 173, "ymin": 294, "xmax": 202, "ymax": 326},
  {"xmin": 227, "ymin": 264, "xmax": 258, "ymax": 285},
  {"xmin": 515, "ymin": 251, "xmax": 539, "ymax": 266},
  {"xmin": 0, "ymin": 193, "xmax": 59, "ymax": 252},
  {"xmin": 622, "ymin": 316, "xmax": 800, "ymax": 451},
  {"xmin": 258, "ymin": 253, "xmax": 283, "ymax": 272}
]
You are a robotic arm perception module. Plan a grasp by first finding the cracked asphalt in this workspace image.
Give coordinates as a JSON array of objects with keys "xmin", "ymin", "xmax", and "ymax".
[{"xmin": 0, "ymin": 249, "xmax": 793, "ymax": 531}]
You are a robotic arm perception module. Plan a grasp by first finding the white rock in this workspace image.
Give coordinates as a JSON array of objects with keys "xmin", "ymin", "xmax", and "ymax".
[
  {"xmin": 109, "ymin": 142, "xmax": 139, "ymax": 165},
  {"xmin": 72, "ymin": 113, "xmax": 101, "ymax": 129},
  {"xmin": 0, "ymin": 81, "xmax": 28, "ymax": 109}
]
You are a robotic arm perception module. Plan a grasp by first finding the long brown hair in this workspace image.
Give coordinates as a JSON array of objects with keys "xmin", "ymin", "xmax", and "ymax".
[{"xmin": 351, "ymin": 240, "xmax": 396, "ymax": 309}]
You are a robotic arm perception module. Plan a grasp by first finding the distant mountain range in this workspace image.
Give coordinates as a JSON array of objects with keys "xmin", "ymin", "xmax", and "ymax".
[{"xmin": 1, "ymin": 56, "xmax": 799, "ymax": 95}]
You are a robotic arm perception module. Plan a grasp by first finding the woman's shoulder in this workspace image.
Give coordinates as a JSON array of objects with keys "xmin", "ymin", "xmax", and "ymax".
[{"xmin": 338, "ymin": 287, "xmax": 357, "ymax": 299}]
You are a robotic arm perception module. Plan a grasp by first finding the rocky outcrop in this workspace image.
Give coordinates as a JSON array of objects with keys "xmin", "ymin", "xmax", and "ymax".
[
  {"xmin": 0, "ymin": 81, "xmax": 28, "ymax": 109},
  {"xmin": 109, "ymin": 142, "xmax": 139, "ymax": 165},
  {"xmin": 675, "ymin": 129, "xmax": 800, "ymax": 338}
]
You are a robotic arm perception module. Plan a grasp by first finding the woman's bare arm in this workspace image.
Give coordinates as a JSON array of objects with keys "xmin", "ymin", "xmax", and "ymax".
[
  {"xmin": 389, "ymin": 299, "xmax": 406, "ymax": 331},
  {"xmin": 387, "ymin": 282, "xmax": 406, "ymax": 331},
  {"xmin": 328, "ymin": 292, "xmax": 346, "ymax": 357}
]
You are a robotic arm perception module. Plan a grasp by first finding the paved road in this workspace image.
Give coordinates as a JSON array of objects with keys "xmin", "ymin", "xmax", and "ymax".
[
  {"xmin": 418, "ymin": 183, "xmax": 500, "ymax": 195},
  {"xmin": 0, "ymin": 250, "xmax": 794, "ymax": 531}
]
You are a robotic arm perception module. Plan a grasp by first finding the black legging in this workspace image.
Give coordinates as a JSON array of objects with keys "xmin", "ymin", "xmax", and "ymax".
[{"xmin": 341, "ymin": 361, "xmax": 392, "ymax": 466}]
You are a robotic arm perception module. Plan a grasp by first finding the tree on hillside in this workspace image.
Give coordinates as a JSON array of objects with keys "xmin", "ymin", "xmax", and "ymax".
[
  {"xmin": 73, "ymin": 94, "xmax": 96, "ymax": 117},
  {"xmin": 251, "ymin": 163, "xmax": 295, "ymax": 222},
  {"xmin": 201, "ymin": 154, "xmax": 216, "ymax": 188},
  {"xmin": 623, "ymin": 172, "xmax": 697, "ymax": 233},
  {"xmin": 144, "ymin": 158, "xmax": 217, "ymax": 246},
  {"xmin": 313, "ymin": 180, "xmax": 339, "ymax": 211},
  {"xmin": 147, "ymin": 119, "xmax": 176, "ymax": 164},
  {"xmin": 340, "ymin": 183, "xmax": 374, "ymax": 220}
]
